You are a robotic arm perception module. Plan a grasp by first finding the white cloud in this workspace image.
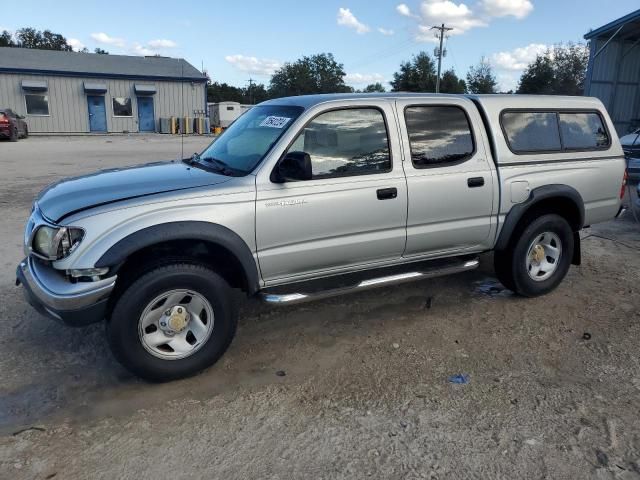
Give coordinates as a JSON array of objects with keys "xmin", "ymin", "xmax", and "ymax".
[
  {"xmin": 497, "ymin": 72, "xmax": 519, "ymax": 92},
  {"xmin": 396, "ymin": 3, "xmax": 415, "ymax": 17},
  {"xmin": 378, "ymin": 27, "xmax": 395, "ymax": 36},
  {"xmin": 491, "ymin": 43, "xmax": 547, "ymax": 70},
  {"xmin": 345, "ymin": 73, "xmax": 385, "ymax": 84},
  {"xmin": 418, "ymin": 1, "xmax": 487, "ymax": 36},
  {"xmin": 67, "ymin": 38, "xmax": 85, "ymax": 51},
  {"xmin": 480, "ymin": 0, "xmax": 533, "ymax": 19},
  {"xmin": 90, "ymin": 32, "xmax": 125, "ymax": 48},
  {"xmin": 130, "ymin": 43, "xmax": 157, "ymax": 56},
  {"xmin": 337, "ymin": 8, "xmax": 370, "ymax": 34},
  {"xmin": 225, "ymin": 54, "xmax": 282, "ymax": 76},
  {"xmin": 147, "ymin": 39, "xmax": 177, "ymax": 48},
  {"xmin": 403, "ymin": 0, "xmax": 534, "ymax": 42}
]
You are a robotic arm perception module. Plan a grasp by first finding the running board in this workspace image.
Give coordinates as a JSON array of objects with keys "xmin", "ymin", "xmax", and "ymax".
[{"xmin": 260, "ymin": 257, "xmax": 480, "ymax": 305}]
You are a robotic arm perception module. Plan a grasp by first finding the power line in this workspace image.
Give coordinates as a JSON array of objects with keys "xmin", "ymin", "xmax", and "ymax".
[{"xmin": 431, "ymin": 24, "xmax": 453, "ymax": 93}]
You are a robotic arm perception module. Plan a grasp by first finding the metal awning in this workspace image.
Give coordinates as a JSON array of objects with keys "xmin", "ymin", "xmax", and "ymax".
[
  {"xmin": 83, "ymin": 82, "xmax": 107, "ymax": 94},
  {"xmin": 134, "ymin": 84, "xmax": 157, "ymax": 95},
  {"xmin": 21, "ymin": 80, "xmax": 48, "ymax": 91}
]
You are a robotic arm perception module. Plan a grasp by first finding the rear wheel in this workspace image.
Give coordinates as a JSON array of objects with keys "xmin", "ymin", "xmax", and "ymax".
[
  {"xmin": 9, "ymin": 127, "xmax": 18, "ymax": 142},
  {"xmin": 494, "ymin": 214, "xmax": 574, "ymax": 297},
  {"xmin": 22, "ymin": 126, "xmax": 28, "ymax": 139},
  {"xmin": 107, "ymin": 263, "xmax": 237, "ymax": 382}
]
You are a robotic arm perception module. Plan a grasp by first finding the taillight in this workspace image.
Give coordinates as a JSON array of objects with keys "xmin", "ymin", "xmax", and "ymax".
[
  {"xmin": 620, "ymin": 170, "xmax": 628, "ymax": 199},
  {"xmin": 0, "ymin": 114, "xmax": 8, "ymax": 125}
]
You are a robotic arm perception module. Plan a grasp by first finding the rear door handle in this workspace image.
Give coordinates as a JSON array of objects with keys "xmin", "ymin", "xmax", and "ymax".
[
  {"xmin": 377, "ymin": 187, "xmax": 397, "ymax": 200},
  {"xmin": 467, "ymin": 177, "xmax": 485, "ymax": 188}
]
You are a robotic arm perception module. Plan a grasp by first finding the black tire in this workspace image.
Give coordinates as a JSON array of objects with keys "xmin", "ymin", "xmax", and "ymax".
[
  {"xmin": 23, "ymin": 126, "xmax": 28, "ymax": 139},
  {"xmin": 107, "ymin": 263, "xmax": 237, "ymax": 382},
  {"xmin": 494, "ymin": 214, "xmax": 574, "ymax": 297},
  {"xmin": 9, "ymin": 127, "xmax": 18, "ymax": 142}
]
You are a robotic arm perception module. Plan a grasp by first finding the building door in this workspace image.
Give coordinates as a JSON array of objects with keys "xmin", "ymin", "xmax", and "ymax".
[
  {"xmin": 87, "ymin": 96, "xmax": 107, "ymax": 132},
  {"xmin": 137, "ymin": 96, "xmax": 155, "ymax": 132}
]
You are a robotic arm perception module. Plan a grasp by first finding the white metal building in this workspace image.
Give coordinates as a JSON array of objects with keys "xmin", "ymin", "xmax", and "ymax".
[
  {"xmin": 584, "ymin": 9, "xmax": 640, "ymax": 135},
  {"xmin": 0, "ymin": 48, "xmax": 207, "ymax": 133}
]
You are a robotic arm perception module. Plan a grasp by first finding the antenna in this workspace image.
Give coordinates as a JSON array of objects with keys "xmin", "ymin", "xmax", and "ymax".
[{"xmin": 180, "ymin": 57, "xmax": 184, "ymax": 160}]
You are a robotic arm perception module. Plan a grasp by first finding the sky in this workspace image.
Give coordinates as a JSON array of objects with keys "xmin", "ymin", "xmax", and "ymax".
[{"xmin": 1, "ymin": 1, "xmax": 638, "ymax": 92}]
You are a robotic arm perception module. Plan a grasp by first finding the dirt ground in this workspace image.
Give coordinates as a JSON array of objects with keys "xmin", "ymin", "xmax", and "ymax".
[{"xmin": 0, "ymin": 135, "xmax": 639, "ymax": 480}]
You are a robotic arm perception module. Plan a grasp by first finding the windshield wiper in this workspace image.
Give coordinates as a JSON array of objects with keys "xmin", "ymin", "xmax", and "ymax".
[{"xmin": 200, "ymin": 156, "xmax": 244, "ymax": 176}]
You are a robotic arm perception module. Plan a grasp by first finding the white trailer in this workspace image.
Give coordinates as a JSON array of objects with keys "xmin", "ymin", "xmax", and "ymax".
[{"xmin": 208, "ymin": 102, "xmax": 253, "ymax": 128}]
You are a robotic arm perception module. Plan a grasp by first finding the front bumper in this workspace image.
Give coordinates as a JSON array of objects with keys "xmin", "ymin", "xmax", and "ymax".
[{"xmin": 16, "ymin": 257, "xmax": 117, "ymax": 326}]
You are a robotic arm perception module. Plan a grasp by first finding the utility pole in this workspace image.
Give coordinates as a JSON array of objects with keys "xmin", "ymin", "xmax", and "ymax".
[
  {"xmin": 247, "ymin": 78, "xmax": 255, "ymax": 104},
  {"xmin": 431, "ymin": 23, "xmax": 453, "ymax": 93}
]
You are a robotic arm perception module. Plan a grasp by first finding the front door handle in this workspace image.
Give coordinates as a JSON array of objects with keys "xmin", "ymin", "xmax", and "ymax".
[
  {"xmin": 377, "ymin": 187, "xmax": 398, "ymax": 200},
  {"xmin": 467, "ymin": 177, "xmax": 485, "ymax": 188}
]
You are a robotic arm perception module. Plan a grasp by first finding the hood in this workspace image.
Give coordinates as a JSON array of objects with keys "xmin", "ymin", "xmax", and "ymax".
[{"xmin": 37, "ymin": 161, "xmax": 231, "ymax": 222}]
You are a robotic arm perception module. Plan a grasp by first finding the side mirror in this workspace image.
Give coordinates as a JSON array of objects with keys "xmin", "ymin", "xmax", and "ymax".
[{"xmin": 272, "ymin": 151, "xmax": 312, "ymax": 183}]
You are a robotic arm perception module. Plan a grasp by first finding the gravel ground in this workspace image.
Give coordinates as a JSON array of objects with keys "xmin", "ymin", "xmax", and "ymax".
[{"xmin": 0, "ymin": 135, "xmax": 639, "ymax": 480}]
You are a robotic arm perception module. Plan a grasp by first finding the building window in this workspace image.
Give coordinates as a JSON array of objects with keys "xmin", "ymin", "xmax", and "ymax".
[
  {"xmin": 405, "ymin": 106, "xmax": 475, "ymax": 168},
  {"xmin": 559, "ymin": 112, "xmax": 610, "ymax": 150},
  {"xmin": 112, "ymin": 97, "xmax": 132, "ymax": 117},
  {"xmin": 25, "ymin": 94, "xmax": 49, "ymax": 116},
  {"xmin": 286, "ymin": 108, "xmax": 391, "ymax": 179}
]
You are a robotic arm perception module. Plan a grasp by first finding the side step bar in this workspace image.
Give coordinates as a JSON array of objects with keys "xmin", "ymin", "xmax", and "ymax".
[{"xmin": 260, "ymin": 257, "xmax": 480, "ymax": 305}]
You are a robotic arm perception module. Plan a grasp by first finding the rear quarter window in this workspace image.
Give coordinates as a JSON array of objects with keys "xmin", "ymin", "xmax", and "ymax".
[
  {"xmin": 501, "ymin": 111, "xmax": 561, "ymax": 153},
  {"xmin": 559, "ymin": 112, "xmax": 610, "ymax": 150}
]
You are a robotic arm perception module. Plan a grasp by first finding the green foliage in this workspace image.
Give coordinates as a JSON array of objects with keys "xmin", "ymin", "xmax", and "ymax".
[
  {"xmin": 440, "ymin": 69, "xmax": 467, "ymax": 94},
  {"xmin": 94, "ymin": 48, "xmax": 109, "ymax": 55},
  {"xmin": 390, "ymin": 51, "xmax": 437, "ymax": 92},
  {"xmin": 0, "ymin": 30, "xmax": 16, "ymax": 47},
  {"xmin": 269, "ymin": 53, "xmax": 352, "ymax": 97},
  {"xmin": 14, "ymin": 27, "xmax": 73, "ymax": 51},
  {"xmin": 466, "ymin": 58, "xmax": 498, "ymax": 94},
  {"xmin": 207, "ymin": 82, "xmax": 270, "ymax": 104},
  {"xmin": 363, "ymin": 82, "xmax": 386, "ymax": 93},
  {"xmin": 517, "ymin": 43, "xmax": 589, "ymax": 95}
]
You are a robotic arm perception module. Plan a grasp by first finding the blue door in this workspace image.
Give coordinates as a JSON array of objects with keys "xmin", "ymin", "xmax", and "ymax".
[
  {"xmin": 137, "ymin": 96, "xmax": 155, "ymax": 132},
  {"xmin": 87, "ymin": 96, "xmax": 107, "ymax": 132}
]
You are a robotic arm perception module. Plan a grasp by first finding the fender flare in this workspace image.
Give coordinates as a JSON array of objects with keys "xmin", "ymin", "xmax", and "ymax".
[
  {"xmin": 495, "ymin": 184, "xmax": 585, "ymax": 251},
  {"xmin": 95, "ymin": 221, "xmax": 260, "ymax": 294}
]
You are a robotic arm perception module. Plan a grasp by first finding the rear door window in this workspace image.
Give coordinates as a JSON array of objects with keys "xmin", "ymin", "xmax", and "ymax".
[
  {"xmin": 501, "ymin": 112, "xmax": 561, "ymax": 153},
  {"xmin": 404, "ymin": 105, "xmax": 475, "ymax": 168},
  {"xmin": 559, "ymin": 112, "xmax": 610, "ymax": 150}
]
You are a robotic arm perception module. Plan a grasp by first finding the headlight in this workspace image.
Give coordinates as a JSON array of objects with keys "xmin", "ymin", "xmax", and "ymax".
[{"xmin": 31, "ymin": 226, "xmax": 85, "ymax": 260}]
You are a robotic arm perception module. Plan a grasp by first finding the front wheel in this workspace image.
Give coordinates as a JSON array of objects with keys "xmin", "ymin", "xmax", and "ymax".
[
  {"xmin": 107, "ymin": 263, "xmax": 237, "ymax": 382},
  {"xmin": 494, "ymin": 214, "xmax": 574, "ymax": 297}
]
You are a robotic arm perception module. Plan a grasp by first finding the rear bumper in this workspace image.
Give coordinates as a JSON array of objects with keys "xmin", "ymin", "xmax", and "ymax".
[{"xmin": 16, "ymin": 257, "xmax": 116, "ymax": 326}]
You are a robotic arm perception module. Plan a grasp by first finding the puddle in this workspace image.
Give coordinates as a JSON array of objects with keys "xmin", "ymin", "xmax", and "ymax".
[{"xmin": 473, "ymin": 278, "xmax": 513, "ymax": 298}]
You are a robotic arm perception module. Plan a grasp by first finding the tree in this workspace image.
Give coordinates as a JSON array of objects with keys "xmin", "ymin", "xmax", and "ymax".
[
  {"xmin": 362, "ymin": 83, "xmax": 386, "ymax": 93},
  {"xmin": 439, "ymin": 69, "xmax": 467, "ymax": 94},
  {"xmin": 15, "ymin": 27, "xmax": 73, "ymax": 51},
  {"xmin": 517, "ymin": 43, "xmax": 589, "ymax": 95},
  {"xmin": 269, "ymin": 53, "xmax": 352, "ymax": 97},
  {"xmin": 466, "ymin": 58, "xmax": 498, "ymax": 94},
  {"xmin": 0, "ymin": 30, "xmax": 16, "ymax": 47},
  {"xmin": 94, "ymin": 47, "xmax": 109, "ymax": 55},
  {"xmin": 207, "ymin": 81, "xmax": 271, "ymax": 104},
  {"xmin": 390, "ymin": 51, "xmax": 437, "ymax": 92}
]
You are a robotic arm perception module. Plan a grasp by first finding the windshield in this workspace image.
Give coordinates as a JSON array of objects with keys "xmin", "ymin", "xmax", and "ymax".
[{"xmin": 198, "ymin": 105, "xmax": 304, "ymax": 174}]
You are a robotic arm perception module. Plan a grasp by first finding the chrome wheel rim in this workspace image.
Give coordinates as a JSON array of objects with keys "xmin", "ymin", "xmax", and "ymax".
[
  {"xmin": 525, "ymin": 232, "xmax": 562, "ymax": 282},
  {"xmin": 138, "ymin": 289, "xmax": 214, "ymax": 360}
]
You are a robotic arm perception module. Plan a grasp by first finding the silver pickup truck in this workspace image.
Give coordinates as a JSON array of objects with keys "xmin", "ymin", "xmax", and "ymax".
[{"xmin": 16, "ymin": 93, "xmax": 627, "ymax": 381}]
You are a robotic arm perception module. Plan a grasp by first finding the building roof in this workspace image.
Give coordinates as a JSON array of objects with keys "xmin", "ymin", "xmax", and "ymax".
[
  {"xmin": 584, "ymin": 9, "xmax": 640, "ymax": 41},
  {"xmin": 0, "ymin": 47, "xmax": 207, "ymax": 82}
]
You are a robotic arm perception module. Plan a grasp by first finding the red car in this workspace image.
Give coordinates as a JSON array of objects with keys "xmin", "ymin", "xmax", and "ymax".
[{"xmin": 0, "ymin": 108, "xmax": 28, "ymax": 141}]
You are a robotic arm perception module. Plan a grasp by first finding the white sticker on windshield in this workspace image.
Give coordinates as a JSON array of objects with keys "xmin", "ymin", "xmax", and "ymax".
[{"xmin": 260, "ymin": 116, "xmax": 291, "ymax": 128}]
